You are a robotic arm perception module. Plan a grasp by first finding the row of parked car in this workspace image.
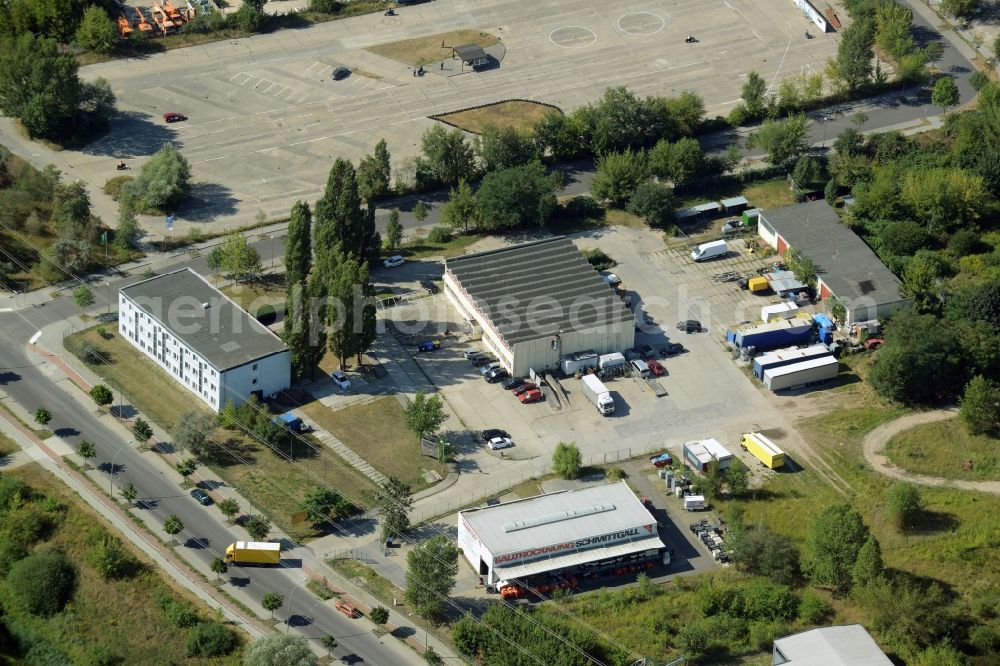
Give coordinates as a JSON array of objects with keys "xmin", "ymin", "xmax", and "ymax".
[{"xmin": 464, "ymin": 348, "xmax": 544, "ymax": 403}]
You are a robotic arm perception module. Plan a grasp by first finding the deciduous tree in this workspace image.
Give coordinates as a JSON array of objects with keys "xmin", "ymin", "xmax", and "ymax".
[
  {"xmin": 960, "ymin": 375, "xmax": 1000, "ymax": 435},
  {"xmin": 210, "ymin": 557, "xmax": 228, "ymax": 582},
  {"xmin": 132, "ymin": 418, "xmax": 153, "ymax": 444},
  {"xmin": 262, "ymin": 592, "xmax": 283, "ymax": 619},
  {"xmin": 405, "ymin": 535, "xmax": 458, "ymax": 621},
  {"xmin": 741, "ymin": 70, "xmax": 768, "ymax": 118},
  {"xmin": 477, "ymin": 124, "xmax": 538, "ymax": 172},
  {"xmin": 384, "ymin": 210, "xmax": 403, "ymax": 250},
  {"xmin": 417, "ymin": 125, "xmax": 477, "ymax": 187},
  {"xmin": 375, "ymin": 476, "xmax": 412, "ymax": 541},
  {"xmin": 74, "ymin": 6, "xmax": 116, "ymax": 54},
  {"xmin": 357, "ymin": 139, "xmax": 391, "ymax": 202},
  {"xmin": 552, "ymin": 441, "xmax": 582, "ymax": 480},
  {"xmin": 245, "ymin": 516, "xmax": 270, "ymax": 541},
  {"xmin": 476, "ymin": 162, "xmax": 559, "ymax": 229},
  {"xmin": 76, "ymin": 440, "xmax": 96, "ymax": 466},
  {"xmin": 219, "ymin": 498, "xmax": 240, "ymax": 524},
  {"xmin": 886, "ymin": 482, "xmax": 923, "ymax": 531},
  {"xmin": 626, "ymin": 180, "xmax": 676, "ymax": 227},
  {"xmin": 851, "ymin": 535, "xmax": 884, "ymax": 587},
  {"xmin": 176, "ymin": 458, "xmax": 198, "ymax": 483},
  {"xmin": 748, "ymin": 114, "xmax": 809, "ymax": 167},
  {"xmin": 243, "ymin": 634, "xmax": 317, "ymax": 666},
  {"xmin": 163, "ymin": 514, "xmax": 184, "ymax": 538},
  {"xmin": 591, "ymin": 149, "xmax": 648, "ymax": 204},
  {"xmin": 126, "ymin": 144, "xmax": 191, "ymax": 211},
  {"xmin": 282, "ymin": 279, "xmax": 327, "ymax": 380},
  {"xmin": 120, "ymin": 481, "xmax": 137, "ymax": 506},
  {"xmin": 932, "ymin": 75, "xmax": 960, "ymax": 114},
  {"xmin": 217, "ymin": 231, "xmax": 263, "ymax": 283},
  {"xmin": 72, "ymin": 284, "xmax": 94, "ymax": 309},
  {"xmin": 90, "ymin": 384, "xmax": 113, "ymax": 408},
  {"xmin": 300, "ymin": 486, "xmax": 354, "ymax": 526},
  {"xmin": 403, "ymin": 390, "xmax": 447, "ymax": 441},
  {"xmin": 34, "ymin": 407, "xmax": 52, "ymax": 426},
  {"xmin": 440, "ymin": 180, "xmax": 480, "ymax": 232},
  {"xmin": 804, "ymin": 503, "xmax": 869, "ymax": 593},
  {"xmin": 171, "ymin": 411, "xmax": 219, "ymax": 458}
]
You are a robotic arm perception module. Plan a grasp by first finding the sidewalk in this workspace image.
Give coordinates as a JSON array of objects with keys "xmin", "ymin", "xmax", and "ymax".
[{"xmin": 30, "ymin": 319, "xmax": 461, "ymax": 663}]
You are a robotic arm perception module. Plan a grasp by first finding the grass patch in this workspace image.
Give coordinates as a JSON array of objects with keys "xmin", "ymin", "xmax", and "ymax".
[
  {"xmin": 677, "ymin": 176, "xmax": 795, "ymax": 212},
  {"xmin": 434, "ymin": 100, "xmax": 560, "ymax": 134},
  {"xmin": 306, "ymin": 577, "xmax": 338, "ymax": 601},
  {"xmin": 367, "ymin": 29, "xmax": 500, "ymax": 67},
  {"xmin": 219, "ymin": 275, "xmax": 286, "ymax": 311},
  {"xmin": 63, "ymin": 326, "xmax": 372, "ymax": 541},
  {"xmin": 0, "ymin": 429, "xmax": 19, "ymax": 456},
  {"xmin": 65, "ymin": 328, "xmax": 210, "ymax": 431},
  {"xmin": 205, "ymin": 431, "xmax": 376, "ymax": 542},
  {"xmin": 327, "ymin": 558, "xmax": 403, "ymax": 608},
  {"xmin": 399, "ymin": 232, "xmax": 481, "ymax": 259},
  {"xmin": 2, "ymin": 463, "xmax": 241, "ymax": 664},
  {"xmin": 301, "ymin": 396, "xmax": 447, "ymax": 493},
  {"xmin": 603, "ymin": 208, "xmax": 648, "ymax": 229},
  {"xmin": 885, "ymin": 418, "xmax": 1000, "ymax": 481}
]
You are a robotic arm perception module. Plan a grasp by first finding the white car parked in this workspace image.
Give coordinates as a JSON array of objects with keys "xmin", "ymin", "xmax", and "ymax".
[
  {"xmin": 330, "ymin": 371, "xmax": 351, "ymax": 389},
  {"xmin": 488, "ymin": 436, "xmax": 514, "ymax": 450},
  {"xmin": 383, "ymin": 255, "xmax": 405, "ymax": 268}
]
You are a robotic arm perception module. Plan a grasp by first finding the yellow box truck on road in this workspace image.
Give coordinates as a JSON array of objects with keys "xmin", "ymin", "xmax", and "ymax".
[
  {"xmin": 225, "ymin": 541, "xmax": 282, "ymax": 565},
  {"xmin": 740, "ymin": 432, "xmax": 785, "ymax": 469}
]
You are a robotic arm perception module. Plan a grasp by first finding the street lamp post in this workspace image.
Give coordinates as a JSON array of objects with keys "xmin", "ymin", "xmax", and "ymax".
[
  {"xmin": 285, "ymin": 577, "xmax": 310, "ymax": 634},
  {"xmin": 269, "ymin": 235, "xmax": 275, "ymax": 269},
  {"xmin": 106, "ymin": 281, "xmax": 111, "ymax": 315},
  {"xmin": 109, "ymin": 439, "xmax": 134, "ymax": 495}
]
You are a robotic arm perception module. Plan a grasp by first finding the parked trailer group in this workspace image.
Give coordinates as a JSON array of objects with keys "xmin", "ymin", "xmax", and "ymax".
[
  {"xmin": 763, "ymin": 355, "xmax": 839, "ymax": 391},
  {"xmin": 682, "ymin": 438, "xmax": 734, "ymax": 473},
  {"xmin": 726, "ymin": 316, "xmax": 814, "ymax": 350},
  {"xmin": 753, "ymin": 344, "xmax": 833, "ymax": 380}
]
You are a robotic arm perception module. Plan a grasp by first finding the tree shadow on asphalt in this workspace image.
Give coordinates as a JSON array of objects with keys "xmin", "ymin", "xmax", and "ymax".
[
  {"xmin": 178, "ymin": 182, "xmax": 240, "ymax": 221},
  {"xmin": 82, "ymin": 111, "xmax": 177, "ymax": 159}
]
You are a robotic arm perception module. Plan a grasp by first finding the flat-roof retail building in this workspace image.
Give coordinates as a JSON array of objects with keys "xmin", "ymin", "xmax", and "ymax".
[
  {"xmin": 457, "ymin": 482, "xmax": 666, "ymax": 587},
  {"xmin": 757, "ymin": 200, "xmax": 909, "ymax": 322},
  {"xmin": 444, "ymin": 237, "xmax": 634, "ymax": 377},
  {"xmin": 118, "ymin": 268, "xmax": 290, "ymax": 412}
]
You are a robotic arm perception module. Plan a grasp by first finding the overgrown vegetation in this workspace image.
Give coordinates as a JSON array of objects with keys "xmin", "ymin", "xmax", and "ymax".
[
  {"xmin": 0, "ymin": 463, "xmax": 242, "ymax": 663},
  {"xmin": 0, "ymin": 146, "xmax": 139, "ymax": 289}
]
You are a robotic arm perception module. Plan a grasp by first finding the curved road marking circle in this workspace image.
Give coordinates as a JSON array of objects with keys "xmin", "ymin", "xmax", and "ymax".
[
  {"xmin": 617, "ymin": 12, "xmax": 666, "ymax": 36},
  {"xmin": 549, "ymin": 26, "xmax": 598, "ymax": 49}
]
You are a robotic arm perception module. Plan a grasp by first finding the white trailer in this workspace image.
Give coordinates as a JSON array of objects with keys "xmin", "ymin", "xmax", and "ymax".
[
  {"xmin": 764, "ymin": 355, "xmax": 839, "ymax": 391},
  {"xmin": 581, "ymin": 374, "xmax": 615, "ymax": 415}
]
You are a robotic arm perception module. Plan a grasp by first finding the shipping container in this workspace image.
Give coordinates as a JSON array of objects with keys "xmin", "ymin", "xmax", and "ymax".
[
  {"xmin": 598, "ymin": 352, "xmax": 627, "ymax": 371},
  {"xmin": 740, "ymin": 432, "xmax": 785, "ymax": 469},
  {"xmin": 741, "ymin": 208, "xmax": 761, "ymax": 225},
  {"xmin": 763, "ymin": 355, "xmax": 839, "ymax": 391},
  {"xmin": 761, "ymin": 302, "xmax": 799, "ymax": 323},
  {"xmin": 753, "ymin": 344, "xmax": 832, "ymax": 379},
  {"xmin": 734, "ymin": 317, "xmax": 814, "ymax": 350},
  {"xmin": 682, "ymin": 439, "xmax": 732, "ymax": 473},
  {"xmin": 748, "ymin": 276, "xmax": 769, "ymax": 293},
  {"xmin": 560, "ymin": 350, "xmax": 598, "ymax": 376}
]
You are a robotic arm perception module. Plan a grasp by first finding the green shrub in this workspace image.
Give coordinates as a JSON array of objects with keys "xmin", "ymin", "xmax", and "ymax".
[
  {"xmin": 6, "ymin": 549, "xmax": 77, "ymax": 616},
  {"xmin": 102, "ymin": 175, "xmax": 133, "ymax": 200},
  {"xmin": 0, "ymin": 476, "xmax": 27, "ymax": 509},
  {"xmin": 427, "ymin": 225, "xmax": 451, "ymax": 243},
  {"xmin": 797, "ymin": 590, "xmax": 831, "ymax": 624},
  {"xmin": 582, "ymin": 248, "xmax": 616, "ymax": 271},
  {"xmin": 186, "ymin": 622, "xmax": 238, "ymax": 657},
  {"xmin": 738, "ymin": 579, "xmax": 797, "ymax": 622},
  {"xmin": 727, "ymin": 104, "xmax": 751, "ymax": 127},
  {"xmin": 309, "ymin": 0, "xmax": 344, "ymax": 12},
  {"xmin": 85, "ymin": 531, "xmax": 137, "ymax": 580},
  {"xmin": 675, "ymin": 622, "xmax": 709, "ymax": 659},
  {"xmin": 166, "ymin": 602, "xmax": 199, "ymax": 628},
  {"xmin": 970, "ymin": 625, "xmax": 1000, "ymax": 653},
  {"xmin": 747, "ymin": 620, "xmax": 784, "ymax": 652}
]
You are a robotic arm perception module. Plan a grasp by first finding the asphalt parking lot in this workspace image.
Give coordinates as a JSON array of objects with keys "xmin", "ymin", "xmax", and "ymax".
[
  {"xmin": 74, "ymin": 0, "xmax": 837, "ymax": 227},
  {"xmin": 372, "ymin": 227, "xmax": 807, "ymax": 478}
]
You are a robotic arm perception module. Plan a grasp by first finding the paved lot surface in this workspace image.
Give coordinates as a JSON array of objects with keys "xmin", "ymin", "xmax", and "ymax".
[
  {"xmin": 359, "ymin": 226, "xmax": 819, "ymax": 523},
  {"xmin": 73, "ymin": 0, "xmax": 836, "ymax": 227}
]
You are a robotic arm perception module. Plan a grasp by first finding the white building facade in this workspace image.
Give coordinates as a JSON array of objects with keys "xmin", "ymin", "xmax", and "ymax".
[{"xmin": 118, "ymin": 268, "xmax": 290, "ymax": 412}]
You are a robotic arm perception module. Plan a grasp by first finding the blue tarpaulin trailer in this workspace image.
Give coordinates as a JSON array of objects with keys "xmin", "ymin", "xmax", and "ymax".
[{"xmin": 275, "ymin": 412, "xmax": 305, "ymax": 432}]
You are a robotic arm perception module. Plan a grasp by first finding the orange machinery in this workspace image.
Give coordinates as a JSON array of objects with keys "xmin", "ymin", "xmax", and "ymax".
[
  {"xmin": 163, "ymin": 0, "xmax": 185, "ymax": 23},
  {"xmin": 116, "ymin": 14, "xmax": 133, "ymax": 37},
  {"xmin": 150, "ymin": 4, "xmax": 176, "ymax": 33},
  {"xmin": 134, "ymin": 7, "xmax": 154, "ymax": 35}
]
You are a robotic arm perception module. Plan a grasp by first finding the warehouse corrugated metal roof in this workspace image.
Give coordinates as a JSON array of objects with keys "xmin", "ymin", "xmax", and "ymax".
[
  {"xmin": 773, "ymin": 625, "xmax": 891, "ymax": 665},
  {"xmin": 460, "ymin": 482, "xmax": 659, "ymax": 557},
  {"xmin": 445, "ymin": 237, "xmax": 633, "ymax": 345},
  {"xmin": 120, "ymin": 268, "xmax": 287, "ymax": 371},
  {"xmin": 759, "ymin": 201, "xmax": 904, "ymax": 306}
]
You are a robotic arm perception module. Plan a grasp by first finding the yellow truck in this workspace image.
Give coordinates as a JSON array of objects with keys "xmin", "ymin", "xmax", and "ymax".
[
  {"xmin": 225, "ymin": 541, "xmax": 282, "ymax": 565},
  {"xmin": 740, "ymin": 432, "xmax": 785, "ymax": 469}
]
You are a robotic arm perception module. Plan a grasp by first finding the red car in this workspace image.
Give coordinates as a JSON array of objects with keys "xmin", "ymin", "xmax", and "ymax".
[
  {"xmin": 163, "ymin": 112, "xmax": 187, "ymax": 123},
  {"xmin": 646, "ymin": 359, "xmax": 666, "ymax": 377},
  {"xmin": 512, "ymin": 382, "xmax": 537, "ymax": 396},
  {"xmin": 518, "ymin": 388, "xmax": 543, "ymax": 403},
  {"xmin": 863, "ymin": 338, "xmax": 885, "ymax": 350}
]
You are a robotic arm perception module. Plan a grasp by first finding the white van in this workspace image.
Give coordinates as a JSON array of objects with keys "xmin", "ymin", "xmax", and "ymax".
[
  {"xmin": 690, "ymin": 240, "xmax": 728, "ymax": 262},
  {"xmin": 683, "ymin": 494, "xmax": 706, "ymax": 511},
  {"xmin": 630, "ymin": 359, "xmax": 650, "ymax": 379}
]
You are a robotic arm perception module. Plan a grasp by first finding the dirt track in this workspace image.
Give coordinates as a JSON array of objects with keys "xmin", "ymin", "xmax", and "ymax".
[{"xmin": 861, "ymin": 408, "xmax": 1000, "ymax": 495}]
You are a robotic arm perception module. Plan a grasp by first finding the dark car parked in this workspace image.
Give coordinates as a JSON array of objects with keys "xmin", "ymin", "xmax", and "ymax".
[
  {"xmin": 485, "ymin": 368, "xmax": 509, "ymax": 383},
  {"xmin": 190, "ymin": 489, "xmax": 212, "ymax": 506},
  {"xmin": 420, "ymin": 279, "xmax": 439, "ymax": 294},
  {"xmin": 481, "ymin": 428, "xmax": 510, "ymax": 443},
  {"xmin": 677, "ymin": 319, "xmax": 702, "ymax": 333},
  {"xmin": 501, "ymin": 377, "xmax": 525, "ymax": 390},
  {"xmin": 332, "ymin": 66, "xmax": 351, "ymax": 80}
]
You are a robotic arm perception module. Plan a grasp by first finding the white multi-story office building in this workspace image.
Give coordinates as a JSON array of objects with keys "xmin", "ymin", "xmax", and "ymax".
[{"xmin": 118, "ymin": 268, "xmax": 290, "ymax": 412}]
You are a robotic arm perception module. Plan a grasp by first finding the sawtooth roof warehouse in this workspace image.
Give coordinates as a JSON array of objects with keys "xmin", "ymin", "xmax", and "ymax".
[
  {"xmin": 444, "ymin": 237, "xmax": 635, "ymax": 378},
  {"xmin": 458, "ymin": 482, "xmax": 667, "ymax": 588}
]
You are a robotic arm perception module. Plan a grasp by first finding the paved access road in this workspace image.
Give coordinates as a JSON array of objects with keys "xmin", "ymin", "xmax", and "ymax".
[{"xmin": 0, "ymin": 309, "xmax": 423, "ymax": 665}]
